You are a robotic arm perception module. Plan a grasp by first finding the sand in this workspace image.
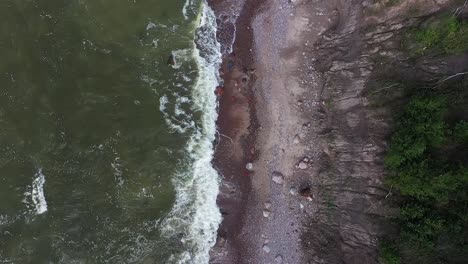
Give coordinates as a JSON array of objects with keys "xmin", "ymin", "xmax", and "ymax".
[{"xmin": 208, "ymin": 0, "xmax": 338, "ymax": 263}]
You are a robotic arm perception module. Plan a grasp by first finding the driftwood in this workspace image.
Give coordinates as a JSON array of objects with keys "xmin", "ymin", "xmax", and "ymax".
[{"xmin": 438, "ymin": 71, "xmax": 468, "ymax": 83}]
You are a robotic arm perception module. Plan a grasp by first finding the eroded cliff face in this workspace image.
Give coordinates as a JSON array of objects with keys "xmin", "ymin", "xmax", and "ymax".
[{"xmin": 298, "ymin": 0, "xmax": 468, "ymax": 263}]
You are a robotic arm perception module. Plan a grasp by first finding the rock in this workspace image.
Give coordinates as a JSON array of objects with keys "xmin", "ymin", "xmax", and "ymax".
[
  {"xmin": 264, "ymin": 202, "xmax": 272, "ymax": 209},
  {"xmin": 263, "ymin": 209, "xmax": 271, "ymax": 218},
  {"xmin": 272, "ymin": 175, "xmax": 284, "ymax": 185},
  {"xmin": 293, "ymin": 135, "xmax": 300, "ymax": 144},
  {"xmin": 300, "ymin": 186, "xmax": 314, "ymax": 201},
  {"xmin": 262, "ymin": 244, "xmax": 271, "ymax": 253},
  {"xmin": 246, "ymin": 163, "xmax": 254, "ymax": 171},
  {"xmin": 216, "ymin": 236, "xmax": 226, "ymax": 247},
  {"xmin": 271, "ymin": 171, "xmax": 284, "ymax": 184},
  {"xmin": 302, "ymin": 122, "xmax": 311, "ymax": 129},
  {"xmin": 167, "ymin": 54, "xmax": 176, "ymax": 66},
  {"xmin": 298, "ymin": 161, "xmax": 308, "ymax": 170},
  {"xmin": 275, "ymin": 254, "xmax": 283, "ymax": 263},
  {"xmin": 302, "ymin": 157, "xmax": 310, "ymax": 163},
  {"xmin": 300, "ymin": 203, "xmax": 304, "ymax": 209},
  {"xmin": 289, "ymin": 187, "xmax": 298, "ymax": 195}
]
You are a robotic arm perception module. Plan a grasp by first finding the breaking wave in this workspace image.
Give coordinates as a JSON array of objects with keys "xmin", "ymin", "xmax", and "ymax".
[
  {"xmin": 161, "ymin": 1, "xmax": 222, "ymax": 263},
  {"xmin": 24, "ymin": 169, "xmax": 48, "ymax": 215}
]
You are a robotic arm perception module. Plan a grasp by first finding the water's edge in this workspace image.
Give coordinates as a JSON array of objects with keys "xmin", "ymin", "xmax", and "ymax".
[{"xmin": 161, "ymin": 1, "xmax": 222, "ymax": 263}]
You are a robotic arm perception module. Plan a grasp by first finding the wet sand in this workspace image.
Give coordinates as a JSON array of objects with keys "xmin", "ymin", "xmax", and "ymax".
[
  {"xmin": 208, "ymin": 0, "xmax": 263, "ymax": 262},
  {"xmin": 208, "ymin": 0, "xmax": 337, "ymax": 263}
]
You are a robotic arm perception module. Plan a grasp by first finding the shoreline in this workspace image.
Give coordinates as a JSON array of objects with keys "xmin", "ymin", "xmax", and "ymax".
[{"xmin": 207, "ymin": 0, "xmax": 263, "ymax": 262}]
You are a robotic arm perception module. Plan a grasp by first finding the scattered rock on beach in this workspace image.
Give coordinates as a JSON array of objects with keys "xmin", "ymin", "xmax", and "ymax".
[
  {"xmin": 271, "ymin": 171, "xmax": 284, "ymax": 185},
  {"xmin": 246, "ymin": 163, "xmax": 254, "ymax": 171},
  {"xmin": 293, "ymin": 135, "xmax": 300, "ymax": 144},
  {"xmin": 272, "ymin": 175, "xmax": 284, "ymax": 185},
  {"xmin": 289, "ymin": 187, "xmax": 298, "ymax": 195},
  {"xmin": 298, "ymin": 161, "xmax": 308, "ymax": 170},
  {"xmin": 264, "ymin": 202, "xmax": 272, "ymax": 209},
  {"xmin": 300, "ymin": 186, "xmax": 314, "ymax": 201},
  {"xmin": 216, "ymin": 236, "xmax": 226, "ymax": 247},
  {"xmin": 275, "ymin": 254, "xmax": 283, "ymax": 263},
  {"xmin": 263, "ymin": 209, "xmax": 271, "ymax": 218},
  {"xmin": 302, "ymin": 122, "xmax": 311, "ymax": 129},
  {"xmin": 262, "ymin": 244, "xmax": 271, "ymax": 253}
]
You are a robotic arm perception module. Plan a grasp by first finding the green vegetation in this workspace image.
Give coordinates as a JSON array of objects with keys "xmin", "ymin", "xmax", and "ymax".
[
  {"xmin": 381, "ymin": 91, "xmax": 468, "ymax": 263},
  {"xmin": 406, "ymin": 15, "xmax": 468, "ymax": 55},
  {"xmin": 379, "ymin": 13, "xmax": 468, "ymax": 263},
  {"xmin": 379, "ymin": 239, "xmax": 401, "ymax": 264},
  {"xmin": 384, "ymin": 0, "xmax": 402, "ymax": 7}
]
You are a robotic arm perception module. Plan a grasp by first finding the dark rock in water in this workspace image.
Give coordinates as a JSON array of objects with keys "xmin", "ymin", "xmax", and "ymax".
[{"xmin": 167, "ymin": 54, "xmax": 176, "ymax": 66}]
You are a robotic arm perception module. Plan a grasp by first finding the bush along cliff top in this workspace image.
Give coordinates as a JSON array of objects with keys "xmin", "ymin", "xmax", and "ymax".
[
  {"xmin": 403, "ymin": 14, "xmax": 468, "ymax": 56},
  {"xmin": 381, "ymin": 87, "xmax": 468, "ymax": 263}
]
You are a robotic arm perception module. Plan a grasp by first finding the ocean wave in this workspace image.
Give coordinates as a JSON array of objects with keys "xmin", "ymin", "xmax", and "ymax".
[
  {"xmin": 23, "ymin": 168, "xmax": 48, "ymax": 215},
  {"xmin": 161, "ymin": 1, "xmax": 222, "ymax": 263},
  {"xmin": 182, "ymin": 0, "xmax": 193, "ymax": 20}
]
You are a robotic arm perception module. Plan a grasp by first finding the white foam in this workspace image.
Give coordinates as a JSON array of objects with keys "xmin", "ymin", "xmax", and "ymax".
[
  {"xmin": 161, "ymin": 1, "xmax": 222, "ymax": 263},
  {"xmin": 31, "ymin": 169, "xmax": 48, "ymax": 215},
  {"xmin": 111, "ymin": 157, "xmax": 124, "ymax": 187},
  {"xmin": 159, "ymin": 93, "xmax": 195, "ymax": 134},
  {"xmin": 146, "ymin": 21, "xmax": 157, "ymax": 30},
  {"xmin": 159, "ymin": 95, "xmax": 169, "ymax": 112},
  {"xmin": 182, "ymin": 0, "xmax": 192, "ymax": 20},
  {"xmin": 170, "ymin": 49, "xmax": 191, "ymax": 69}
]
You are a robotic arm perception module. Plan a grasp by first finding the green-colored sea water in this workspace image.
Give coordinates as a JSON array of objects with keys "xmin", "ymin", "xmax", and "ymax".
[{"xmin": 0, "ymin": 0, "xmax": 221, "ymax": 263}]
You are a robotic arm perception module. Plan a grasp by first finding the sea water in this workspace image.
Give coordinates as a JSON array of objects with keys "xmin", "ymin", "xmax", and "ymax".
[{"xmin": 0, "ymin": 0, "xmax": 221, "ymax": 263}]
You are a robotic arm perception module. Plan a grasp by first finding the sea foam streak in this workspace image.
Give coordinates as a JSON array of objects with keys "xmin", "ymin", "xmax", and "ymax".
[
  {"xmin": 182, "ymin": 0, "xmax": 192, "ymax": 20},
  {"xmin": 161, "ymin": 1, "xmax": 222, "ymax": 263},
  {"xmin": 31, "ymin": 169, "xmax": 48, "ymax": 214}
]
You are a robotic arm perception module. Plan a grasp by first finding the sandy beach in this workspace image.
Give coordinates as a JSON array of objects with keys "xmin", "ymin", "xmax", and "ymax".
[{"xmin": 208, "ymin": 0, "xmax": 338, "ymax": 263}]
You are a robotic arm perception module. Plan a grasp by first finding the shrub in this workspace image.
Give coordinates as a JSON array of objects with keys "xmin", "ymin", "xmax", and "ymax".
[
  {"xmin": 379, "ymin": 239, "xmax": 401, "ymax": 264},
  {"xmin": 383, "ymin": 92, "xmax": 468, "ymax": 263},
  {"xmin": 410, "ymin": 15, "xmax": 468, "ymax": 55},
  {"xmin": 385, "ymin": 96, "xmax": 446, "ymax": 169},
  {"xmin": 454, "ymin": 121, "xmax": 468, "ymax": 144}
]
